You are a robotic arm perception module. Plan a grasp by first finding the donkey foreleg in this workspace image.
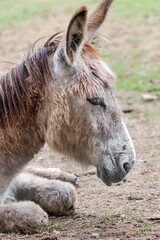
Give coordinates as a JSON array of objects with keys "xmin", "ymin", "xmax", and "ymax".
[
  {"xmin": 4, "ymin": 172, "xmax": 77, "ymax": 216},
  {"xmin": 25, "ymin": 166, "xmax": 77, "ymax": 184}
]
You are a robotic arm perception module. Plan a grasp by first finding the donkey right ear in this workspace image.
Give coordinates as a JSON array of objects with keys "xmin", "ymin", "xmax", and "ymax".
[{"xmin": 65, "ymin": 7, "xmax": 87, "ymax": 64}]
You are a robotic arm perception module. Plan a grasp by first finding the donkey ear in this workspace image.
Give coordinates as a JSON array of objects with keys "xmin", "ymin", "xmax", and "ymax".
[
  {"xmin": 87, "ymin": 0, "xmax": 113, "ymax": 40},
  {"xmin": 66, "ymin": 7, "xmax": 87, "ymax": 64}
]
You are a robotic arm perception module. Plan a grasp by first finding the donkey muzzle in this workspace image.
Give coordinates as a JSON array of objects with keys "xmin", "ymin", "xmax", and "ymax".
[{"xmin": 96, "ymin": 153, "xmax": 135, "ymax": 186}]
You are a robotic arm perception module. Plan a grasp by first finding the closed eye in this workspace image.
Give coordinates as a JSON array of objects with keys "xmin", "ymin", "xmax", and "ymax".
[{"xmin": 87, "ymin": 98, "xmax": 106, "ymax": 110}]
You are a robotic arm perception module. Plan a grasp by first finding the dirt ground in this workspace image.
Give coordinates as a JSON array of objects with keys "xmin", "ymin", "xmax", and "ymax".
[{"xmin": 0, "ymin": 9, "xmax": 160, "ymax": 240}]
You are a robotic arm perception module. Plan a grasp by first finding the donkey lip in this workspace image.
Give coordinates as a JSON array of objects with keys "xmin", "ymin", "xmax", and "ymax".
[
  {"xmin": 97, "ymin": 161, "xmax": 127, "ymax": 186},
  {"xmin": 97, "ymin": 166, "xmax": 112, "ymax": 186}
]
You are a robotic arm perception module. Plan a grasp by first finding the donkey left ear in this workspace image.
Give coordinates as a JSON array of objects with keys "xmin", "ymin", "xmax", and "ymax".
[
  {"xmin": 87, "ymin": 0, "xmax": 113, "ymax": 41},
  {"xmin": 66, "ymin": 7, "xmax": 87, "ymax": 64}
]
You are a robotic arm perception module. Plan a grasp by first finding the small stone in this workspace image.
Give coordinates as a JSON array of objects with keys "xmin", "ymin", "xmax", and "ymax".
[
  {"xmin": 142, "ymin": 93, "xmax": 158, "ymax": 102},
  {"xmin": 91, "ymin": 232, "xmax": 100, "ymax": 238}
]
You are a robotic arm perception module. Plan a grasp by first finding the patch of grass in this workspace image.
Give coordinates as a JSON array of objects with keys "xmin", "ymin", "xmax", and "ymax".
[
  {"xmin": 128, "ymin": 112, "xmax": 140, "ymax": 120},
  {"xmin": 0, "ymin": 0, "xmax": 51, "ymax": 30},
  {"xmin": 33, "ymin": 154, "xmax": 42, "ymax": 162},
  {"xmin": 123, "ymin": 211, "xmax": 142, "ymax": 221},
  {"xmin": 103, "ymin": 51, "xmax": 160, "ymax": 93},
  {"xmin": 134, "ymin": 223, "xmax": 153, "ymax": 235},
  {"xmin": 92, "ymin": 0, "xmax": 160, "ymax": 21},
  {"xmin": 47, "ymin": 217, "xmax": 66, "ymax": 232},
  {"xmin": 0, "ymin": 0, "xmax": 96, "ymax": 31},
  {"xmin": 87, "ymin": 218, "xmax": 100, "ymax": 228},
  {"xmin": 145, "ymin": 158, "xmax": 155, "ymax": 167},
  {"xmin": 53, "ymin": 223, "xmax": 65, "ymax": 231},
  {"xmin": 154, "ymin": 144, "xmax": 160, "ymax": 151},
  {"xmin": 47, "ymin": 154, "xmax": 55, "ymax": 160},
  {"xmin": 151, "ymin": 175, "xmax": 159, "ymax": 182},
  {"xmin": 103, "ymin": 213, "xmax": 121, "ymax": 225},
  {"xmin": 1, "ymin": 0, "xmax": 160, "ymax": 31},
  {"xmin": 144, "ymin": 110, "xmax": 157, "ymax": 122},
  {"xmin": 113, "ymin": 0, "xmax": 160, "ymax": 20}
]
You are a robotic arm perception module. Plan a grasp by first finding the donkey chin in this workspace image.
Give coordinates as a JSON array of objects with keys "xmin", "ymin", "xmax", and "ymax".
[{"xmin": 96, "ymin": 151, "xmax": 136, "ymax": 186}]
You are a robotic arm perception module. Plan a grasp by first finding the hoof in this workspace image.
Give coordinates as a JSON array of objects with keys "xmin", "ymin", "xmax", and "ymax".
[{"xmin": 66, "ymin": 174, "xmax": 77, "ymax": 184}]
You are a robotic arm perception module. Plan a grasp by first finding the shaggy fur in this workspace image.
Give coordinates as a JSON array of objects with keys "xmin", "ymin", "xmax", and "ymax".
[{"xmin": 0, "ymin": 0, "xmax": 136, "ymax": 234}]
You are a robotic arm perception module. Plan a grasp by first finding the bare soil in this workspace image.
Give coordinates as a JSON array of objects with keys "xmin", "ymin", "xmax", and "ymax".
[{"xmin": 0, "ymin": 11, "xmax": 160, "ymax": 240}]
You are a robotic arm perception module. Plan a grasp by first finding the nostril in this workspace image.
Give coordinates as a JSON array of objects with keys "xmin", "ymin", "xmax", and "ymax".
[
  {"xmin": 123, "ymin": 162, "xmax": 131, "ymax": 173},
  {"xmin": 122, "ymin": 145, "xmax": 127, "ymax": 150}
]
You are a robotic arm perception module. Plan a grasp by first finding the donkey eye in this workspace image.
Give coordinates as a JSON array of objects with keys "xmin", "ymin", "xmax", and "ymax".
[{"xmin": 87, "ymin": 98, "xmax": 106, "ymax": 109}]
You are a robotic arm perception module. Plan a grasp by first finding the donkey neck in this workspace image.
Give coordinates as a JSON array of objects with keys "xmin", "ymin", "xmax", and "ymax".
[{"xmin": 0, "ymin": 48, "xmax": 52, "ymax": 193}]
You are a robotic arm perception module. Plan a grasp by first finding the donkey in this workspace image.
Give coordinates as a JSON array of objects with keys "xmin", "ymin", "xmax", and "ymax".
[{"xmin": 0, "ymin": 0, "xmax": 136, "ymax": 234}]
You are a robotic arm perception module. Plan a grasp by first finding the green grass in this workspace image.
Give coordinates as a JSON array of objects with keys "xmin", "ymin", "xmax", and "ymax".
[
  {"xmin": 1, "ymin": 0, "xmax": 160, "ymax": 31},
  {"xmin": 0, "ymin": 0, "xmax": 51, "ymax": 30},
  {"xmin": 134, "ymin": 223, "xmax": 153, "ymax": 235},
  {"xmin": 103, "ymin": 213, "xmax": 121, "ymax": 225},
  {"xmin": 90, "ymin": 0, "xmax": 160, "ymax": 19},
  {"xmin": 116, "ymin": 68, "xmax": 160, "ymax": 92},
  {"xmin": 0, "ymin": 0, "xmax": 160, "ymax": 92},
  {"xmin": 113, "ymin": 0, "xmax": 160, "ymax": 19},
  {"xmin": 87, "ymin": 218, "xmax": 100, "ymax": 228},
  {"xmin": 103, "ymin": 46, "xmax": 160, "ymax": 93},
  {"xmin": 0, "ymin": 0, "xmax": 95, "ymax": 30},
  {"xmin": 44, "ymin": 217, "xmax": 66, "ymax": 232}
]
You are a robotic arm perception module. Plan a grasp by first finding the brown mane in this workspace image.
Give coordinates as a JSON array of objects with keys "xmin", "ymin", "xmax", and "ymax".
[
  {"xmin": 0, "ymin": 34, "xmax": 61, "ymax": 127},
  {"xmin": 0, "ymin": 30, "xmax": 111, "ymax": 128}
]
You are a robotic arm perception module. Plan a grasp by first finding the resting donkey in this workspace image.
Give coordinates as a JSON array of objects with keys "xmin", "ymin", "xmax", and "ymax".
[{"xmin": 0, "ymin": 0, "xmax": 136, "ymax": 233}]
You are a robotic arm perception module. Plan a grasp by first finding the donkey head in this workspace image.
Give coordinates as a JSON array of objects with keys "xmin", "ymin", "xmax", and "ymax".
[{"xmin": 45, "ymin": 0, "xmax": 136, "ymax": 186}]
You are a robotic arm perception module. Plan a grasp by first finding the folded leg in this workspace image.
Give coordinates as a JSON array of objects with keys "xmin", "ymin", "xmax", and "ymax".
[
  {"xmin": 25, "ymin": 166, "xmax": 77, "ymax": 184},
  {"xmin": 4, "ymin": 172, "xmax": 77, "ymax": 216}
]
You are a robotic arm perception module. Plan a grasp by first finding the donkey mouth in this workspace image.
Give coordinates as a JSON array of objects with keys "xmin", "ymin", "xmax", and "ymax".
[
  {"xmin": 96, "ymin": 154, "xmax": 134, "ymax": 186},
  {"xmin": 97, "ymin": 166, "xmax": 112, "ymax": 186},
  {"xmin": 96, "ymin": 164, "xmax": 126, "ymax": 186}
]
